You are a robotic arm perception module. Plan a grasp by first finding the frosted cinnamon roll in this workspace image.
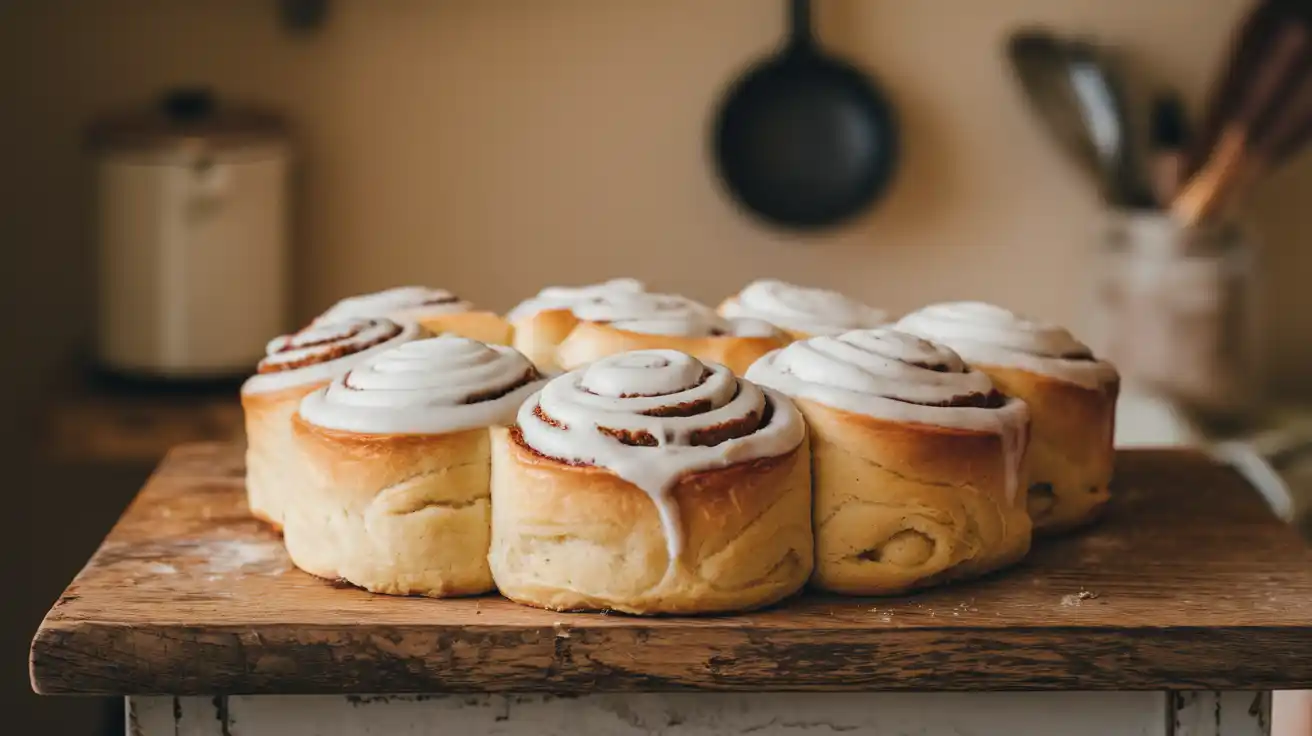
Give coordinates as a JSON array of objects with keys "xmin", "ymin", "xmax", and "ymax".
[
  {"xmin": 315, "ymin": 286, "xmax": 512, "ymax": 345},
  {"xmin": 506, "ymin": 278, "xmax": 646, "ymax": 372},
  {"xmin": 553, "ymin": 292, "xmax": 788, "ymax": 375},
  {"xmin": 896, "ymin": 302, "xmax": 1119, "ymax": 533},
  {"xmin": 489, "ymin": 349, "xmax": 811, "ymax": 614},
  {"xmin": 241, "ymin": 318, "xmax": 426, "ymax": 529},
  {"xmin": 746, "ymin": 328, "xmax": 1032, "ymax": 595},
  {"xmin": 286, "ymin": 336, "xmax": 542, "ymax": 597},
  {"xmin": 718, "ymin": 279, "xmax": 889, "ymax": 338}
]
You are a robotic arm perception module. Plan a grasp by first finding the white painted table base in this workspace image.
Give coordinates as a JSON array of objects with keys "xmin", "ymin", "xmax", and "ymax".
[{"xmin": 128, "ymin": 691, "xmax": 1271, "ymax": 736}]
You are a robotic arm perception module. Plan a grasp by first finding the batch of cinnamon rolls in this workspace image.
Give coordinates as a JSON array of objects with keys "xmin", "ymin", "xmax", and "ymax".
[{"xmin": 240, "ymin": 278, "xmax": 1119, "ymax": 614}]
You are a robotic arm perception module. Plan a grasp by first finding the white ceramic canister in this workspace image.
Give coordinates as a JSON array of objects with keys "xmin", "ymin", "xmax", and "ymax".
[{"xmin": 90, "ymin": 89, "xmax": 291, "ymax": 380}]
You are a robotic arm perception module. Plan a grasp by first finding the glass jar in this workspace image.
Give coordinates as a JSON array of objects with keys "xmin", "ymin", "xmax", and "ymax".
[{"xmin": 1088, "ymin": 211, "xmax": 1261, "ymax": 425}]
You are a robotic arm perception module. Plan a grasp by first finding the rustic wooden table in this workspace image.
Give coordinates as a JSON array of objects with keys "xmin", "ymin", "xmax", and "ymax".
[{"xmin": 30, "ymin": 444, "xmax": 1312, "ymax": 735}]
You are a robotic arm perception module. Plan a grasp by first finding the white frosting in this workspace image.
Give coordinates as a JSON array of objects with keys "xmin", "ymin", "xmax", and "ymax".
[
  {"xmin": 241, "ymin": 318, "xmax": 425, "ymax": 394},
  {"xmin": 721, "ymin": 279, "xmax": 889, "ymax": 336},
  {"xmin": 506, "ymin": 278, "xmax": 646, "ymax": 322},
  {"xmin": 314, "ymin": 286, "xmax": 472, "ymax": 325},
  {"xmin": 572, "ymin": 291, "xmax": 780, "ymax": 338},
  {"xmin": 299, "ymin": 336, "xmax": 543, "ymax": 435},
  {"xmin": 725, "ymin": 316, "xmax": 784, "ymax": 338},
  {"xmin": 745, "ymin": 328, "xmax": 1030, "ymax": 503},
  {"xmin": 895, "ymin": 301, "xmax": 1119, "ymax": 389},
  {"xmin": 517, "ymin": 350, "xmax": 805, "ymax": 567}
]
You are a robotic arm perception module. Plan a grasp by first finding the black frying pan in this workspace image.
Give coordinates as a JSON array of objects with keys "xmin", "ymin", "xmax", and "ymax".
[{"xmin": 712, "ymin": 0, "xmax": 899, "ymax": 230}]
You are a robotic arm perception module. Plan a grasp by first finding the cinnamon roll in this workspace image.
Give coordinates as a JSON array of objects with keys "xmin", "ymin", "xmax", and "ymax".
[
  {"xmin": 286, "ymin": 336, "xmax": 542, "ymax": 597},
  {"xmin": 506, "ymin": 278, "xmax": 646, "ymax": 372},
  {"xmin": 490, "ymin": 349, "xmax": 811, "ymax": 614},
  {"xmin": 746, "ymin": 328, "xmax": 1032, "ymax": 595},
  {"xmin": 896, "ymin": 302, "xmax": 1119, "ymax": 534},
  {"xmin": 719, "ymin": 279, "xmax": 889, "ymax": 338},
  {"xmin": 316, "ymin": 286, "xmax": 512, "ymax": 345},
  {"xmin": 554, "ymin": 292, "xmax": 788, "ymax": 375},
  {"xmin": 241, "ymin": 318, "xmax": 426, "ymax": 529}
]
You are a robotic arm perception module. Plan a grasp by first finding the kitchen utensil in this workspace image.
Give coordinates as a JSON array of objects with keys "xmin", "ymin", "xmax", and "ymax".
[
  {"xmin": 90, "ymin": 88, "xmax": 291, "ymax": 380},
  {"xmin": 1220, "ymin": 64, "xmax": 1312, "ymax": 202},
  {"xmin": 1173, "ymin": 0, "xmax": 1312, "ymax": 225},
  {"xmin": 1062, "ymin": 40, "xmax": 1154, "ymax": 208},
  {"xmin": 1148, "ymin": 91, "xmax": 1190, "ymax": 207},
  {"xmin": 712, "ymin": 0, "xmax": 898, "ymax": 230},
  {"xmin": 1005, "ymin": 30, "xmax": 1150, "ymax": 207},
  {"xmin": 1173, "ymin": 60, "xmax": 1312, "ymax": 224},
  {"xmin": 1184, "ymin": 0, "xmax": 1306, "ymax": 179},
  {"xmin": 1007, "ymin": 30, "xmax": 1110, "ymax": 199}
]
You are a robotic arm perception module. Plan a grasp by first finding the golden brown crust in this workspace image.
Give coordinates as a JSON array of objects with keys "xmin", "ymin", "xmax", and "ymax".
[
  {"xmin": 282, "ymin": 415, "xmax": 495, "ymax": 597},
  {"xmin": 488, "ymin": 427, "xmax": 813, "ymax": 614},
  {"xmin": 417, "ymin": 310, "xmax": 513, "ymax": 346},
  {"xmin": 240, "ymin": 381, "xmax": 326, "ymax": 529},
  {"xmin": 510, "ymin": 308, "xmax": 582, "ymax": 372},
  {"xmin": 248, "ymin": 507, "xmax": 283, "ymax": 532},
  {"xmin": 796, "ymin": 397, "xmax": 1031, "ymax": 595},
  {"xmin": 976, "ymin": 364, "xmax": 1119, "ymax": 534},
  {"xmin": 555, "ymin": 321, "xmax": 788, "ymax": 376}
]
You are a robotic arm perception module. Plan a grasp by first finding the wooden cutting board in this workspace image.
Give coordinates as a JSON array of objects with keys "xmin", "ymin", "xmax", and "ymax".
[{"xmin": 30, "ymin": 443, "xmax": 1312, "ymax": 696}]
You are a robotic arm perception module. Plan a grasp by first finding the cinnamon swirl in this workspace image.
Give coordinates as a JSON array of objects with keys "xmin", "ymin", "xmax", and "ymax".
[
  {"xmin": 287, "ymin": 336, "xmax": 543, "ymax": 597},
  {"xmin": 746, "ymin": 328, "xmax": 1032, "ymax": 595},
  {"xmin": 554, "ymin": 292, "xmax": 788, "ymax": 375},
  {"xmin": 489, "ymin": 349, "xmax": 811, "ymax": 614},
  {"xmin": 896, "ymin": 302, "xmax": 1119, "ymax": 533},
  {"xmin": 315, "ymin": 286, "xmax": 512, "ymax": 345},
  {"xmin": 719, "ymin": 279, "xmax": 889, "ymax": 338},
  {"xmin": 506, "ymin": 278, "xmax": 646, "ymax": 372},
  {"xmin": 241, "ymin": 318, "xmax": 426, "ymax": 529}
]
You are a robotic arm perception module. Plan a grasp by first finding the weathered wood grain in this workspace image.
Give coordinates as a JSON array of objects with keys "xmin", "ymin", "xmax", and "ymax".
[{"xmin": 30, "ymin": 443, "xmax": 1312, "ymax": 695}]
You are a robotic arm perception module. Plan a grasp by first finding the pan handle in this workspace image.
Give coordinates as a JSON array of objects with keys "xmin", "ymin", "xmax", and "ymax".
[{"xmin": 788, "ymin": 0, "xmax": 813, "ymax": 50}]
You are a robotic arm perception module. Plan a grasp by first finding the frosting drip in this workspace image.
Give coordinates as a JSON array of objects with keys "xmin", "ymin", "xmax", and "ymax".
[
  {"xmin": 517, "ymin": 350, "xmax": 805, "ymax": 566},
  {"xmin": 745, "ymin": 328, "xmax": 1029, "ymax": 502},
  {"xmin": 299, "ymin": 336, "xmax": 543, "ymax": 434},
  {"xmin": 314, "ymin": 286, "xmax": 472, "ymax": 325},
  {"xmin": 573, "ymin": 292, "xmax": 780, "ymax": 338},
  {"xmin": 242, "ymin": 318, "xmax": 425, "ymax": 394},
  {"xmin": 506, "ymin": 278, "xmax": 646, "ymax": 322},
  {"xmin": 721, "ymin": 279, "xmax": 889, "ymax": 336},
  {"xmin": 895, "ymin": 301, "xmax": 1119, "ymax": 389}
]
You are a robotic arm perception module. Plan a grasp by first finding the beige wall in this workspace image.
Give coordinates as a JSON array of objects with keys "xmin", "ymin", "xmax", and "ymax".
[{"xmin": 9, "ymin": 0, "xmax": 1312, "ymax": 397}]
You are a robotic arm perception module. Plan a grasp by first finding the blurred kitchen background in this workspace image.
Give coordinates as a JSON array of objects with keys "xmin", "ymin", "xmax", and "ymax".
[{"xmin": 5, "ymin": 0, "xmax": 1312, "ymax": 732}]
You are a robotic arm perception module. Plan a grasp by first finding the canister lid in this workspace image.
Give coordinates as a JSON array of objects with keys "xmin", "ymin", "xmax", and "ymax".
[{"xmin": 88, "ymin": 88, "xmax": 287, "ymax": 153}]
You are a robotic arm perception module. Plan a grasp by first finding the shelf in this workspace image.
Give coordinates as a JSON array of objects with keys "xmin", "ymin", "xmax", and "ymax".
[{"xmin": 39, "ymin": 372, "xmax": 244, "ymax": 464}]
